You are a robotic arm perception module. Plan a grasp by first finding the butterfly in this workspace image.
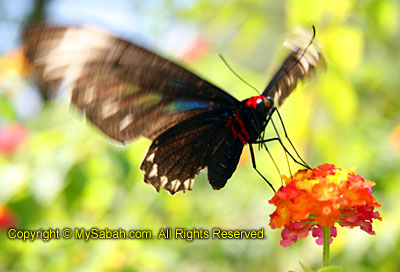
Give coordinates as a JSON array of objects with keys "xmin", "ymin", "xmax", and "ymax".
[{"xmin": 22, "ymin": 24, "xmax": 323, "ymax": 194}]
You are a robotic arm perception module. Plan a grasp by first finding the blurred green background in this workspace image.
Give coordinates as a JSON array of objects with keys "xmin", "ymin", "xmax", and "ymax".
[{"xmin": 0, "ymin": 0, "xmax": 399, "ymax": 271}]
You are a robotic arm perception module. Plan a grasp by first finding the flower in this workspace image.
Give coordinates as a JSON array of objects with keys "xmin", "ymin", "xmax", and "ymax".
[
  {"xmin": 391, "ymin": 124, "xmax": 400, "ymax": 153},
  {"xmin": 269, "ymin": 164, "xmax": 381, "ymax": 247},
  {"xmin": 181, "ymin": 36, "xmax": 210, "ymax": 62},
  {"xmin": 0, "ymin": 123, "xmax": 28, "ymax": 154},
  {"xmin": 0, "ymin": 48, "xmax": 32, "ymax": 78},
  {"xmin": 0, "ymin": 205, "xmax": 16, "ymax": 230}
]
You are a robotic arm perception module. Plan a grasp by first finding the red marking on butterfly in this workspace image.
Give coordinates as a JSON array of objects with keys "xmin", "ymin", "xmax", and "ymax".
[
  {"xmin": 245, "ymin": 95, "xmax": 266, "ymax": 109},
  {"xmin": 225, "ymin": 111, "xmax": 250, "ymax": 145}
]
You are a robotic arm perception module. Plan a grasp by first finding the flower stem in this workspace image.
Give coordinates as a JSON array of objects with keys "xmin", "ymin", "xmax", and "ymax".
[{"xmin": 323, "ymin": 226, "xmax": 330, "ymax": 267}]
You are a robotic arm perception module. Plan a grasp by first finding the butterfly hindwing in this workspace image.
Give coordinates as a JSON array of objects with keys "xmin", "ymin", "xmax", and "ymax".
[
  {"xmin": 207, "ymin": 132, "xmax": 244, "ymax": 190},
  {"xmin": 140, "ymin": 110, "xmax": 231, "ymax": 194},
  {"xmin": 23, "ymin": 25, "xmax": 240, "ymax": 143}
]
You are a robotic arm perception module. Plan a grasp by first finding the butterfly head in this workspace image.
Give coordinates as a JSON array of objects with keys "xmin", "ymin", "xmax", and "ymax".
[{"xmin": 244, "ymin": 95, "xmax": 274, "ymax": 113}]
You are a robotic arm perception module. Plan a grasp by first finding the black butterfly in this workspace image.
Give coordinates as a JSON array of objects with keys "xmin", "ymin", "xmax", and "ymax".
[{"xmin": 23, "ymin": 24, "xmax": 322, "ymax": 194}]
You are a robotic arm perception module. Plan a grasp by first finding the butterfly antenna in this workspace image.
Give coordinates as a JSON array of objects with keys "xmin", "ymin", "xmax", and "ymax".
[
  {"xmin": 284, "ymin": 25, "xmax": 316, "ymax": 80},
  {"xmin": 264, "ymin": 25, "xmax": 317, "ymax": 95},
  {"xmin": 219, "ymin": 54, "xmax": 261, "ymax": 95},
  {"xmin": 296, "ymin": 25, "xmax": 316, "ymax": 64}
]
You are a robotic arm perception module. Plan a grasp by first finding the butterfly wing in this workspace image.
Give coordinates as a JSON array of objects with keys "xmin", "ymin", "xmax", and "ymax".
[
  {"xmin": 140, "ymin": 109, "xmax": 232, "ymax": 194},
  {"xmin": 23, "ymin": 24, "xmax": 240, "ymax": 143},
  {"xmin": 23, "ymin": 24, "xmax": 322, "ymax": 194},
  {"xmin": 262, "ymin": 30, "xmax": 324, "ymax": 105}
]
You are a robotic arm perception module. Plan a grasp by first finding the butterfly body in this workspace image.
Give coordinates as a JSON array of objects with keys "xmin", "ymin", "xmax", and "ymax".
[
  {"xmin": 140, "ymin": 94, "xmax": 273, "ymax": 192},
  {"xmin": 23, "ymin": 24, "xmax": 323, "ymax": 195}
]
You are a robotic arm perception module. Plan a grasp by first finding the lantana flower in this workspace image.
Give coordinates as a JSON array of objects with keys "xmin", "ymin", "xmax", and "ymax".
[{"xmin": 269, "ymin": 163, "xmax": 381, "ymax": 247}]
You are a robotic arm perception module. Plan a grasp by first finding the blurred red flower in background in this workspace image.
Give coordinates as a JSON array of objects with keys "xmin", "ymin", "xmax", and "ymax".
[
  {"xmin": 0, "ymin": 123, "xmax": 28, "ymax": 154},
  {"xmin": 182, "ymin": 36, "xmax": 211, "ymax": 63},
  {"xmin": 0, "ymin": 205, "xmax": 17, "ymax": 230}
]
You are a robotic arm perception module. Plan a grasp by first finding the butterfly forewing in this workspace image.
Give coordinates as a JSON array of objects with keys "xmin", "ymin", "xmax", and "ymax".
[
  {"xmin": 23, "ymin": 25, "xmax": 240, "ymax": 143},
  {"xmin": 263, "ymin": 32, "xmax": 323, "ymax": 105}
]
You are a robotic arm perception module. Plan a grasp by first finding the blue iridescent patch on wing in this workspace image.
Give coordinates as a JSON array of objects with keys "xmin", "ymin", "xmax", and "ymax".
[{"xmin": 165, "ymin": 100, "xmax": 213, "ymax": 112}]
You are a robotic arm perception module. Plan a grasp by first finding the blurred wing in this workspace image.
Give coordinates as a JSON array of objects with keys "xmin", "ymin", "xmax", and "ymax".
[
  {"xmin": 140, "ymin": 110, "xmax": 229, "ymax": 194},
  {"xmin": 23, "ymin": 24, "xmax": 240, "ymax": 143},
  {"xmin": 263, "ymin": 30, "xmax": 324, "ymax": 105}
]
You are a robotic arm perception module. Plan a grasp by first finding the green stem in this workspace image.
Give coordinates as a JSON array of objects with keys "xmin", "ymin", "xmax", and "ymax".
[{"xmin": 323, "ymin": 226, "xmax": 330, "ymax": 267}]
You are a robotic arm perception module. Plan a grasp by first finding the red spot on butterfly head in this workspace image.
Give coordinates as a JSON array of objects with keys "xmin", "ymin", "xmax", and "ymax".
[{"xmin": 245, "ymin": 95, "xmax": 266, "ymax": 109}]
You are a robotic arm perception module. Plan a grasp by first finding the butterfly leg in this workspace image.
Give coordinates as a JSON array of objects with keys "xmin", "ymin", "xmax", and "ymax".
[
  {"xmin": 274, "ymin": 108, "xmax": 311, "ymax": 169},
  {"xmin": 253, "ymin": 137, "xmax": 309, "ymax": 169},
  {"xmin": 248, "ymin": 143, "xmax": 276, "ymax": 192},
  {"xmin": 264, "ymin": 107, "xmax": 310, "ymax": 169}
]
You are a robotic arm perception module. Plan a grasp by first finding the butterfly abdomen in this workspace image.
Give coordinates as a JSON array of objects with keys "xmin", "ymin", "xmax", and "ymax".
[
  {"xmin": 206, "ymin": 106, "xmax": 266, "ymax": 189},
  {"xmin": 207, "ymin": 127, "xmax": 244, "ymax": 189}
]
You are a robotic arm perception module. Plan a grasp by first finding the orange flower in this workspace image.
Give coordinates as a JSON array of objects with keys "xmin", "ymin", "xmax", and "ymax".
[
  {"xmin": 0, "ymin": 47, "xmax": 32, "ymax": 78},
  {"xmin": 391, "ymin": 125, "xmax": 400, "ymax": 153},
  {"xmin": 269, "ymin": 164, "xmax": 381, "ymax": 247}
]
